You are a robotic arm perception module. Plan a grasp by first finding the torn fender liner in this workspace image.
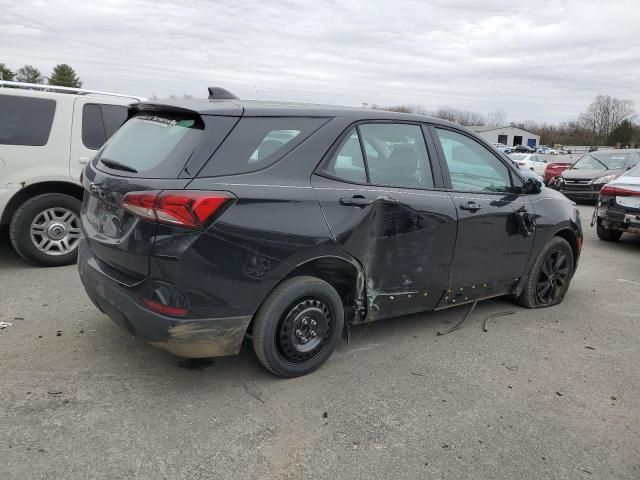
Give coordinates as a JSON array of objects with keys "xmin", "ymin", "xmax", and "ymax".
[{"xmin": 149, "ymin": 316, "xmax": 252, "ymax": 358}]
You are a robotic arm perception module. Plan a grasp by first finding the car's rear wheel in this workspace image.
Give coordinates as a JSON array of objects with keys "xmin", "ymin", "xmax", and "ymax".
[
  {"xmin": 596, "ymin": 223, "xmax": 623, "ymax": 242},
  {"xmin": 514, "ymin": 237, "xmax": 574, "ymax": 309},
  {"xmin": 9, "ymin": 193, "xmax": 82, "ymax": 267},
  {"xmin": 252, "ymin": 276, "xmax": 344, "ymax": 377}
]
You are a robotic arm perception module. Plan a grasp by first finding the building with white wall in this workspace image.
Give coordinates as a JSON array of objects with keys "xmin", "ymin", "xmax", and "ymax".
[{"xmin": 468, "ymin": 126, "xmax": 540, "ymax": 148}]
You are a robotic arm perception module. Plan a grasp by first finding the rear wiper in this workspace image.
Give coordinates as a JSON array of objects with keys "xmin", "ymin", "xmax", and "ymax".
[{"xmin": 99, "ymin": 158, "xmax": 138, "ymax": 173}]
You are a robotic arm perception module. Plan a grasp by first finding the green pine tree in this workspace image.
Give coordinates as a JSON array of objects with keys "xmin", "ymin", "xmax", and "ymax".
[
  {"xmin": 0, "ymin": 63, "xmax": 14, "ymax": 81},
  {"xmin": 48, "ymin": 64, "xmax": 83, "ymax": 88}
]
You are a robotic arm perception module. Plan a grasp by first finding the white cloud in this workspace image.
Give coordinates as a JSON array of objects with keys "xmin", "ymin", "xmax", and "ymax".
[{"xmin": 1, "ymin": 0, "xmax": 639, "ymax": 122}]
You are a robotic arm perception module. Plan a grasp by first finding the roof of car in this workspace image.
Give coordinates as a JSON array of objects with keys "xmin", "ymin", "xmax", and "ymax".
[{"xmin": 132, "ymin": 97, "xmax": 461, "ymax": 127}]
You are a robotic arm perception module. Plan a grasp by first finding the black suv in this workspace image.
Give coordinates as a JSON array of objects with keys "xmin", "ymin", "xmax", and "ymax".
[{"xmin": 78, "ymin": 93, "xmax": 582, "ymax": 377}]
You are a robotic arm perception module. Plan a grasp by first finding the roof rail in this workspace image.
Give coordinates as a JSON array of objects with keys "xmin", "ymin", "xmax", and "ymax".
[{"xmin": 0, "ymin": 81, "xmax": 146, "ymax": 101}]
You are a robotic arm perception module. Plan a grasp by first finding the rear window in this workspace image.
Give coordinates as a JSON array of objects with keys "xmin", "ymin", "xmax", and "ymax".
[
  {"xmin": 199, "ymin": 117, "xmax": 327, "ymax": 177},
  {"xmin": 95, "ymin": 113, "xmax": 204, "ymax": 177},
  {"xmin": 0, "ymin": 95, "xmax": 56, "ymax": 146}
]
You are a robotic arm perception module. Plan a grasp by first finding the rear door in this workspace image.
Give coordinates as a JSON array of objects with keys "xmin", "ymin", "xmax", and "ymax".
[
  {"xmin": 430, "ymin": 126, "xmax": 535, "ymax": 304},
  {"xmin": 313, "ymin": 122, "xmax": 458, "ymax": 321},
  {"xmin": 70, "ymin": 99, "xmax": 129, "ymax": 181}
]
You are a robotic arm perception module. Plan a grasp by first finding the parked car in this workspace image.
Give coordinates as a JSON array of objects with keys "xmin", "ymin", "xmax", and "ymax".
[
  {"xmin": 552, "ymin": 150, "xmax": 640, "ymax": 202},
  {"xmin": 543, "ymin": 159, "xmax": 575, "ymax": 185},
  {"xmin": 0, "ymin": 81, "xmax": 143, "ymax": 266},
  {"xmin": 510, "ymin": 153, "xmax": 548, "ymax": 176},
  {"xmin": 78, "ymin": 90, "xmax": 583, "ymax": 377},
  {"xmin": 513, "ymin": 145, "xmax": 535, "ymax": 153},
  {"xmin": 592, "ymin": 163, "xmax": 640, "ymax": 241},
  {"xmin": 536, "ymin": 146, "xmax": 551, "ymax": 154},
  {"xmin": 492, "ymin": 142, "xmax": 512, "ymax": 154}
]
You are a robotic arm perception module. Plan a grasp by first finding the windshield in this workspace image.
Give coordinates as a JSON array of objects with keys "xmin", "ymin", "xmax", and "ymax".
[
  {"xmin": 572, "ymin": 152, "xmax": 632, "ymax": 171},
  {"xmin": 96, "ymin": 113, "xmax": 204, "ymax": 177},
  {"xmin": 510, "ymin": 154, "xmax": 528, "ymax": 160}
]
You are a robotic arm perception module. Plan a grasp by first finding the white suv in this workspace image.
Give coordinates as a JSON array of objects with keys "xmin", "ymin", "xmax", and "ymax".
[{"xmin": 0, "ymin": 82, "xmax": 143, "ymax": 266}]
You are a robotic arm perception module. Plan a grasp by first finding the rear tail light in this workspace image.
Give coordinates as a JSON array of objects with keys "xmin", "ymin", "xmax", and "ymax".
[
  {"xmin": 599, "ymin": 185, "xmax": 640, "ymax": 197},
  {"xmin": 122, "ymin": 190, "xmax": 235, "ymax": 228}
]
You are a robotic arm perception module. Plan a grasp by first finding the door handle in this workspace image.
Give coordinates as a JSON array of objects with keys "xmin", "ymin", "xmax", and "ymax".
[
  {"xmin": 339, "ymin": 195, "xmax": 374, "ymax": 207},
  {"xmin": 79, "ymin": 156, "xmax": 90, "ymax": 165},
  {"xmin": 459, "ymin": 201, "xmax": 482, "ymax": 212}
]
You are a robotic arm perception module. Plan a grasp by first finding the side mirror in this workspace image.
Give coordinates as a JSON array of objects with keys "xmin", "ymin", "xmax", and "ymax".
[{"xmin": 522, "ymin": 177, "xmax": 542, "ymax": 194}]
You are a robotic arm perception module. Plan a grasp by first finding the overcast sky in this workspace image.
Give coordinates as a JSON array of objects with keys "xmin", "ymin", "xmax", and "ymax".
[{"xmin": 2, "ymin": 0, "xmax": 639, "ymax": 122}]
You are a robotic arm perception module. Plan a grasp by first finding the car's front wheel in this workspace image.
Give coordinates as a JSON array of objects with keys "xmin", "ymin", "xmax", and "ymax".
[
  {"xmin": 9, "ymin": 193, "xmax": 83, "ymax": 267},
  {"xmin": 596, "ymin": 223, "xmax": 623, "ymax": 242},
  {"xmin": 252, "ymin": 276, "xmax": 344, "ymax": 377},
  {"xmin": 514, "ymin": 236, "xmax": 574, "ymax": 309}
]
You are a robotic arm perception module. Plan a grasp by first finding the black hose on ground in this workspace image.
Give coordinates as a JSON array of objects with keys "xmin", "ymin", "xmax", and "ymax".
[{"xmin": 437, "ymin": 299, "xmax": 479, "ymax": 336}]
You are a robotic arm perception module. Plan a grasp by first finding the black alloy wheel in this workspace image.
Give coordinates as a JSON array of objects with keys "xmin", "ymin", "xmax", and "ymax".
[
  {"xmin": 535, "ymin": 249, "xmax": 570, "ymax": 304},
  {"xmin": 514, "ymin": 236, "xmax": 574, "ymax": 309}
]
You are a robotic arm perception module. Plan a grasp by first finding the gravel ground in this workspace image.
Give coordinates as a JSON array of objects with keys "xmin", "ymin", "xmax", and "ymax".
[{"xmin": 1, "ymin": 205, "xmax": 639, "ymax": 480}]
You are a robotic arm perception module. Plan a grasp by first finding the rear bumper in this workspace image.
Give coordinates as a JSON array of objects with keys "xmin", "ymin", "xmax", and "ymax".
[
  {"xmin": 78, "ymin": 240, "xmax": 251, "ymax": 358},
  {"xmin": 597, "ymin": 207, "xmax": 640, "ymax": 234}
]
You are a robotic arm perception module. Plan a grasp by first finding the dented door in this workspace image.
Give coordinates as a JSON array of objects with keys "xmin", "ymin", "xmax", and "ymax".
[
  {"xmin": 431, "ymin": 126, "xmax": 536, "ymax": 305},
  {"xmin": 312, "ymin": 175, "xmax": 457, "ymax": 321}
]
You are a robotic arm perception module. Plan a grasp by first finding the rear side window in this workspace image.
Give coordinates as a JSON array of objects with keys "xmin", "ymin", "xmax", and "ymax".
[
  {"xmin": 359, "ymin": 123, "xmax": 434, "ymax": 189},
  {"xmin": 0, "ymin": 95, "xmax": 56, "ymax": 146},
  {"xmin": 95, "ymin": 113, "xmax": 204, "ymax": 177},
  {"xmin": 102, "ymin": 105, "xmax": 128, "ymax": 137},
  {"xmin": 200, "ymin": 117, "xmax": 327, "ymax": 177},
  {"xmin": 82, "ymin": 103, "xmax": 128, "ymax": 150}
]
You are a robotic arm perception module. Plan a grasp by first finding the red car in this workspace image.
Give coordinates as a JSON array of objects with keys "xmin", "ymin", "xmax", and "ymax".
[{"xmin": 543, "ymin": 160, "xmax": 573, "ymax": 185}]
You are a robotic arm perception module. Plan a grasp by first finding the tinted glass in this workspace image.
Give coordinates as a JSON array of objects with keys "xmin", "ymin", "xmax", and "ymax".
[
  {"xmin": 95, "ymin": 113, "xmax": 203, "ymax": 176},
  {"xmin": 358, "ymin": 123, "xmax": 433, "ymax": 189},
  {"xmin": 435, "ymin": 128, "xmax": 513, "ymax": 192},
  {"xmin": 201, "ymin": 117, "xmax": 327, "ymax": 177},
  {"xmin": 82, "ymin": 104, "xmax": 106, "ymax": 149},
  {"xmin": 324, "ymin": 128, "xmax": 367, "ymax": 183},
  {"xmin": 0, "ymin": 95, "xmax": 56, "ymax": 146},
  {"xmin": 101, "ymin": 104, "xmax": 128, "ymax": 138}
]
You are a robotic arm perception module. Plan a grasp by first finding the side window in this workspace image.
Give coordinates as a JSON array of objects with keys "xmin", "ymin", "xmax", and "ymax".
[
  {"xmin": 101, "ymin": 105, "xmax": 128, "ymax": 138},
  {"xmin": 0, "ymin": 95, "xmax": 56, "ymax": 146},
  {"xmin": 324, "ymin": 128, "xmax": 367, "ymax": 183},
  {"xmin": 82, "ymin": 104, "xmax": 128, "ymax": 150},
  {"xmin": 82, "ymin": 104, "xmax": 106, "ymax": 150},
  {"xmin": 200, "ymin": 117, "xmax": 327, "ymax": 177},
  {"xmin": 435, "ymin": 128, "xmax": 513, "ymax": 193},
  {"xmin": 358, "ymin": 123, "xmax": 434, "ymax": 189}
]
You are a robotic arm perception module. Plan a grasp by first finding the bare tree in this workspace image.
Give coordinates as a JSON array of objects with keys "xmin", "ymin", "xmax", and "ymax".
[
  {"xmin": 370, "ymin": 104, "xmax": 428, "ymax": 115},
  {"xmin": 432, "ymin": 106, "xmax": 485, "ymax": 126},
  {"xmin": 579, "ymin": 95, "xmax": 635, "ymax": 137},
  {"xmin": 486, "ymin": 109, "xmax": 507, "ymax": 126}
]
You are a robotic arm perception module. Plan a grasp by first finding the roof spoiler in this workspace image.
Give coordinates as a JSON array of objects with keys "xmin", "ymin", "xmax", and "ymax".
[{"xmin": 208, "ymin": 87, "xmax": 239, "ymax": 100}]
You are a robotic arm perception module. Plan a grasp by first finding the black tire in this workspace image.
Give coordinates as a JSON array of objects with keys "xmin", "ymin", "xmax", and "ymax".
[
  {"xmin": 252, "ymin": 276, "xmax": 344, "ymax": 377},
  {"xmin": 9, "ymin": 193, "xmax": 82, "ymax": 267},
  {"xmin": 596, "ymin": 223, "xmax": 622, "ymax": 242},
  {"xmin": 514, "ymin": 237, "xmax": 574, "ymax": 309}
]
